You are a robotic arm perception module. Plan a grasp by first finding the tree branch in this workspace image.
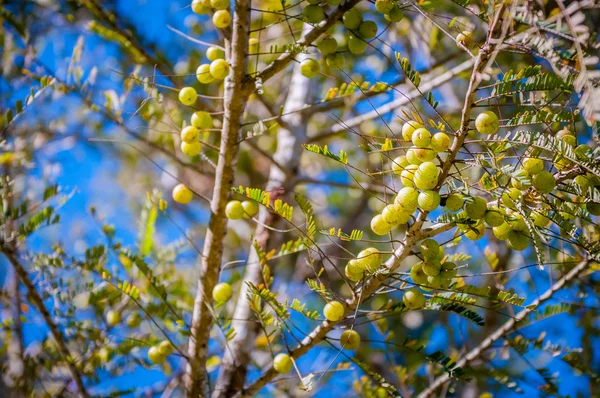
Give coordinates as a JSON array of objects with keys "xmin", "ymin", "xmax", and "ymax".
[
  {"xmin": 2, "ymin": 249, "xmax": 89, "ymax": 398},
  {"xmin": 213, "ymin": 25, "xmax": 314, "ymax": 396},
  {"xmin": 417, "ymin": 258, "xmax": 591, "ymax": 398},
  {"xmin": 184, "ymin": 0, "xmax": 252, "ymax": 394}
]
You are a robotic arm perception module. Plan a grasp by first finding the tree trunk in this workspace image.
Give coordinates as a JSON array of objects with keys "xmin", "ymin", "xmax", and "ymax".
[{"xmin": 213, "ymin": 28, "xmax": 312, "ymax": 396}]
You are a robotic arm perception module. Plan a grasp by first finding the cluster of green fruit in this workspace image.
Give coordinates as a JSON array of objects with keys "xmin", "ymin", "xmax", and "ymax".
[
  {"xmin": 225, "ymin": 199, "xmax": 259, "ymax": 220},
  {"xmin": 196, "ymin": 47, "xmax": 229, "ymax": 84},
  {"xmin": 408, "ymin": 238, "xmax": 455, "ymax": 299},
  {"xmin": 370, "ymin": 122, "xmax": 452, "ymax": 235},
  {"xmin": 297, "ymin": 2, "xmax": 405, "ymax": 79},
  {"xmin": 179, "ymin": 111, "xmax": 213, "ymax": 157},
  {"xmin": 191, "ymin": 0, "xmax": 232, "ymax": 28},
  {"xmin": 344, "ymin": 247, "xmax": 382, "ymax": 281},
  {"xmin": 147, "ymin": 340, "xmax": 174, "ymax": 364}
]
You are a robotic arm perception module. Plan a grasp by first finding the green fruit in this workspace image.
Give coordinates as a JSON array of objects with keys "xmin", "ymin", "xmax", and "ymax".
[
  {"xmin": 507, "ymin": 213, "xmax": 526, "ymax": 231},
  {"xmin": 430, "ymin": 132, "xmax": 451, "ymax": 152},
  {"xmin": 392, "ymin": 155, "xmax": 409, "ymax": 175},
  {"xmin": 511, "ymin": 169, "xmax": 531, "ymax": 190},
  {"xmin": 402, "ymin": 121, "xmax": 423, "ymax": 141},
  {"xmin": 181, "ymin": 126, "xmax": 199, "ymax": 143},
  {"xmin": 532, "ymin": 211, "xmax": 551, "ymax": 228},
  {"xmin": 395, "ymin": 186, "xmax": 419, "ymax": 212},
  {"xmin": 325, "ymin": 53, "xmax": 345, "ymax": 68},
  {"xmin": 456, "ymin": 31, "xmax": 474, "ymax": 48},
  {"xmin": 400, "ymin": 164, "xmax": 419, "ymax": 187},
  {"xmin": 212, "ymin": 10, "xmax": 231, "ymax": 28},
  {"xmin": 420, "ymin": 239, "xmax": 439, "ymax": 258},
  {"xmin": 318, "ymin": 37, "xmax": 338, "ymax": 55},
  {"xmin": 210, "ymin": 58, "xmax": 230, "ymax": 79},
  {"xmin": 403, "ymin": 288, "xmax": 426, "ymax": 309},
  {"xmin": 413, "ymin": 147, "xmax": 437, "ymax": 163},
  {"xmin": 191, "ymin": 111, "xmax": 213, "ymax": 129},
  {"xmin": 211, "ymin": 0, "xmax": 229, "ymax": 9},
  {"xmin": 587, "ymin": 203, "xmax": 600, "ymax": 216},
  {"xmin": 382, "ymin": 204, "xmax": 408, "ymax": 225},
  {"xmin": 106, "ymin": 310, "xmax": 120, "ymax": 326},
  {"xmin": 385, "ymin": 8, "xmax": 404, "ymax": 22},
  {"xmin": 418, "ymin": 190, "xmax": 441, "ymax": 211},
  {"xmin": 179, "ymin": 87, "xmax": 197, "ymax": 106},
  {"xmin": 342, "ymin": 8, "xmax": 363, "ymax": 30},
  {"xmin": 406, "ymin": 148, "xmax": 423, "ymax": 165},
  {"xmin": 375, "ymin": 0, "xmax": 394, "ymax": 14},
  {"xmin": 371, "ymin": 214, "xmax": 392, "ymax": 235},
  {"xmin": 522, "ymin": 157, "xmax": 544, "ymax": 175},
  {"xmin": 172, "ymin": 184, "xmax": 193, "ymax": 204},
  {"xmin": 324, "ymin": 301, "xmax": 345, "ymax": 322},
  {"xmin": 325, "ymin": 0, "xmax": 342, "ymax": 5},
  {"xmin": 98, "ymin": 347, "xmax": 114, "ymax": 363},
  {"xmin": 493, "ymin": 222, "xmax": 511, "ymax": 240},
  {"xmin": 440, "ymin": 262, "xmax": 457, "ymax": 279},
  {"xmin": 273, "ymin": 353, "xmax": 293, "ymax": 374},
  {"xmin": 196, "ymin": 64, "xmax": 215, "ymax": 84},
  {"xmin": 300, "ymin": 58, "xmax": 320, "ymax": 78},
  {"xmin": 508, "ymin": 231, "xmax": 529, "ymax": 251},
  {"xmin": 225, "ymin": 200, "xmax": 244, "ymax": 220},
  {"xmin": 181, "ymin": 141, "xmax": 201, "ymax": 156},
  {"xmin": 241, "ymin": 200, "xmax": 259, "ymax": 218},
  {"xmin": 464, "ymin": 222, "xmax": 486, "ymax": 240},
  {"xmin": 410, "ymin": 263, "xmax": 428, "ymax": 285},
  {"xmin": 126, "ymin": 313, "xmax": 141, "ymax": 329},
  {"xmin": 575, "ymin": 175, "xmax": 591, "ymax": 192},
  {"xmin": 158, "ymin": 341, "xmax": 173, "ymax": 356},
  {"xmin": 575, "ymin": 144, "xmax": 591, "ymax": 159},
  {"xmin": 191, "ymin": 0, "xmax": 211, "ymax": 14},
  {"xmin": 348, "ymin": 36, "xmax": 367, "ymax": 54},
  {"xmin": 418, "ymin": 162, "xmax": 438, "ymax": 180},
  {"xmin": 357, "ymin": 248, "xmax": 382, "ymax": 272},
  {"xmin": 206, "ymin": 46, "xmax": 225, "ymax": 61},
  {"xmin": 533, "ymin": 171, "xmax": 556, "ymax": 194},
  {"xmin": 412, "ymin": 128, "xmax": 432, "ymax": 148},
  {"xmin": 340, "ymin": 330, "xmax": 361, "ymax": 350},
  {"xmin": 212, "ymin": 282, "xmax": 233, "ymax": 302},
  {"xmin": 475, "ymin": 111, "xmax": 499, "ymax": 135},
  {"xmin": 148, "ymin": 346, "xmax": 165, "ymax": 364},
  {"xmin": 422, "ymin": 260, "xmax": 441, "ymax": 277},
  {"xmin": 303, "ymin": 5, "xmax": 325, "ymax": 23},
  {"xmin": 465, "ymin": 196, "xmax": 487, "ymax": 219},
  {"xmin": 345, "ymin": 259, "xmax": 364, "ymax": 282},
  {"xmin": 413, "ymin": 169, "xmax": 438, "ymax": 190},
  {"xmin": 556, "ymin": 129, "xmax": 576, "ymax": 146},
  {"xmin": 358, "ymin": 20, "xmax": 378, "ymax": 39},
  {"xmin": 502, "ymin": 188, "xmax": 522, "ymax": 210},
  {"xmin": 484, "ymin": 206, "xmax": 504, "ymax": 227},
  {"xmin": 425, "ymin": 275, "xmax": 443, "ymax": 289},
  {"xmin": 445, "ymin": 194, "xmax": 464, "ymax": 212}
]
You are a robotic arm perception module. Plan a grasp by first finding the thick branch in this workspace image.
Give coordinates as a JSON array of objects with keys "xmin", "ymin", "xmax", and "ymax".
[
  {"xmin": 213, "ymin": 29, "xmax": 313, "ymax": 396},
  {"xmin": 2, "ymin": 249, "xmax": 89, "ymax": 398},
  {"xmin": 184, "ymin": 0, "xmax": 252, "ymax": 395},
  {"xmin": 417, "ymin": 259, "xmax": 590, "ymax": 398}
]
